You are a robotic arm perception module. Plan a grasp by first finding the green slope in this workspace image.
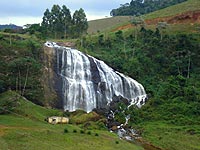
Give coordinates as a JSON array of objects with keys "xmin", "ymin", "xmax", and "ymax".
[
  {"xmin": 0, "ymin": 91, "xmax": 144, "ymax": 150},
  {"xmin": 87, "ymin": 16, "xmax": 132, "ymax": 34},
  {"xmin": 87, "ymin": 0, "xmax": 200, "ymax": 34},
  {"xmin": 144, "ymin": 0, "xmax": 200, "ymax": 19}
]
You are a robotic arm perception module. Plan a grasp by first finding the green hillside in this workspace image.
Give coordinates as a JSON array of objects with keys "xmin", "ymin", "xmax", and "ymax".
[
  {"xmin": 87, "ymin": 0, "xmax": 200, "ymax": 34},
  {"xmin": 144, "ymin": 0, "xmax": 200, "ymax": 19},
  {"xmin": 0, "ymin": 91, "xmax": 144, "ymax": 150},
  {"xmin": 87, "ymin": 16, "xmax": 132, "ymax": 34}
]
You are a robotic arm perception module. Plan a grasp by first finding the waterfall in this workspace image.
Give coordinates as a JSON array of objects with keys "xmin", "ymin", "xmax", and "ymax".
[{"xmin": 45, "ymin": 41, "xmax": 147, "ymax": 113}]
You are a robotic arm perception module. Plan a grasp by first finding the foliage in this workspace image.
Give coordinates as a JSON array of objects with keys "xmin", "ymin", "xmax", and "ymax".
[
  {"xmin": 77, "ymin": 26, "xmax": 200, "ymax": 149},
  {"xmin": 144, "ymin": 0, "xmax": 200, "ymax": 19},
  {"xmin": 0, "ymin": 91, "xmax": 62, "ymax": 120},
  {"xmin": 0, "ymin": 91, "xmax": 19, "ymax": 114},
  {"xmin": 64, "ymin": 128, "xmax": 69, "ymax": 133},
  {"xmin": 0, "ymin": 33, "xmax": 44, "ymax": 105},
  {"xmin": 41, "ymin": 5, "xmax": 88, "ymax": 39},
  {"xmin": 110, "ymin": 0, "xmax": 187, "ymax": 16},
  {"xmin": 78, "ymin": 27, "xmax": 200, "ymax": 127}
]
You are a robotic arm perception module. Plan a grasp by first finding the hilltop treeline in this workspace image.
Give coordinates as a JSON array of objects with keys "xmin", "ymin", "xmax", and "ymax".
[
  {"xmin": 41, "ymin": 5, "xmax": 88, "ymax": 39},
  {"xmin": 24, "ymin": 5, "xmax": 88, "ymax": 39},
  {"xmin": 110, "ymin": 0, "xmax": 187, "ymax": 16}
]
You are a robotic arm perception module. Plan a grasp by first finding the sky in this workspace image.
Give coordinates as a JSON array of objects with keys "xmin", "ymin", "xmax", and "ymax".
[{"xmin": 0, "ymin": 0, "xmax": 129, "ymax": 26}]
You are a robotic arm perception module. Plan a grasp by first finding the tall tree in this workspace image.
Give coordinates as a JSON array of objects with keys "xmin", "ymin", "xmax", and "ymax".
[
  {"xmin": 131, "ymin": 16, "xmax": 145, "ymax": 41},
  {"xmin": 157, "ymin": 22, "xmax": 168, "ymax": 41},
  {"xmin": 42, "ymin": 9, "xmax": 52, "ymax": 35},
  {"xmin": 41, "ymin": 5, "xmax": 88, "ymax": 38},
  {"xmin": 61, "ymin": 5, "xmax": 72, "ymax": 39},
  {"xmin": 72, "ymin": 8, "xmax": 88, "ymax": 37},
  {"xmin": 51, "ymin": 5, "xmax": 62, "ymax": 38}
]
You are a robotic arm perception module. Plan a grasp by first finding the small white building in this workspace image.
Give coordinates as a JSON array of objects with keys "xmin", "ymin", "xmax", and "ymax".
[{"xmin": 46, "ymin": 116, "xmax": 69, "ymax": 124}]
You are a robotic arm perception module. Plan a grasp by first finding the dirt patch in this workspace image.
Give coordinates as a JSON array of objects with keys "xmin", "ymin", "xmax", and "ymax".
[
  {"xmin": 57, "ymin": 42, "xmax": 76, "ymax": 48},
  {"xmin": 146, "ymin": 10, "xmax": 200, "ymax": 25},
  {"xmin": 112, "ymin": 24, "xmax": 133, "ymax": 32},
  {"xmin": 112, "ymin": 10, "xmax": 200, "ymax": 32}
]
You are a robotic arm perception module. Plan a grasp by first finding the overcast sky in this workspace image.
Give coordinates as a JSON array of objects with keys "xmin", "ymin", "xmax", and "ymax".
[{"xmin": 0, "ymin": 0, "xmax": 129, "ymax": 26}]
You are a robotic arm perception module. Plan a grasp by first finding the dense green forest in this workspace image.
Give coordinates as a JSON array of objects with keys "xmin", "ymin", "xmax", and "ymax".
[
  {"xmin": 0, "ymin": 33, "xmax": 44, "ymax": 106},
  {"xmin": 110, "ymin": 0, "xmax": 187, "ymax": 16},
  {"xmin": 77, "ymin": 27, "xmax": 200, "ymax": 126}
]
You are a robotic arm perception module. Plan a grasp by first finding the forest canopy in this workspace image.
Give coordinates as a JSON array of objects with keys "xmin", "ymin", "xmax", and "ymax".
[{"xmin": 110, "ymin": 0, "xmax": 187, "ymax": 16}]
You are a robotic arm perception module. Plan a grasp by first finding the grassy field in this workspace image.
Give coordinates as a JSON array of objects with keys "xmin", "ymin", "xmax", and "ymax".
[
  {"xmin": 87, "ymin": 0, "xmax": 200, "ymax": 35},
  {"xmin": 87, "ymin": 16, "xmax": 132, "ymax": 34},
  {"xmin": 137, "ymin": 121, "xmax": 200, "ymax": 150},
  {"xmin": 0, "ymin": 91, "xmax": 144, "ymax": 150},
  {"xmin": 143, "ymin": 0, "xmax": 200, "ymax": 19}
]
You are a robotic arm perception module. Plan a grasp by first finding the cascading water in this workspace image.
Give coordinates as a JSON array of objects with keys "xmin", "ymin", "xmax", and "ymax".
[{"xmin": 45, "ymin": 41, "xmax": 147, "ymax": 113}]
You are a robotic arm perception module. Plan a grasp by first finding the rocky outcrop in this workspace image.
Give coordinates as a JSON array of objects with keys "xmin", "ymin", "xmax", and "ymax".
[{"xmin": 42, "ymin": 45, "xmax": 62, "ymax": 108}]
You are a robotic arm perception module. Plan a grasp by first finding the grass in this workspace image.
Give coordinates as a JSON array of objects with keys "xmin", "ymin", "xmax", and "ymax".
[
  {"xmin": 87, "ymin": 16, "xmax": 132, "ymax": 34},
  {"xmin": 136, "ymin": 121, "xmax": 200, "ymax": 150},
  {"xmin": 143, "ymin": 0, "xmax": 200, "ymax": 19},
  {"xmin": 0, "ymin": 91, "xmax": 144, "ymax": 150},
  {"xmin": 0, "ymin": 91, "xmax": 62, "ymax": 121},
  {"xmin": 86, "ymin": 0, "xmax": 200, "ymax": 35}
]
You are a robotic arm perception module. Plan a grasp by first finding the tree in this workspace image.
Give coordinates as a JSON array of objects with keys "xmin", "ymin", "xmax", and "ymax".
[
  {"xmin": 41, "ymin": 5, "xmax": 87, "ymax": 38},
  {"xmin": 61, "ymin": 5, "xmax": 72, "ymax": 39},
  {"xmin": 72, "ymin": 8, "xmax": 88, "ymax": 37},
  {"xmin": 8, "ymin": 57, "xmax": 41, "ymax": 96},
  {"xmin": 51, "ymin": 5, "xmax": 62, "ymax": 38},
  {"xmin": 42, "ymin": 8, "xmax": 52, "ymax": 35},
  {"xmin": 110, "ymin": 0, "xmax": 187, "ymax": 17},
  {"xmin": 157, "ymin": 22, "xmax": 168, "ymax": 41},
  {"xmin": 131, "ymin": 16, "xmax": 145, "ymax": 41}
]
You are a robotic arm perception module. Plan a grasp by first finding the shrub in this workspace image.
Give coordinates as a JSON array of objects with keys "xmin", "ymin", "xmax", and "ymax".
[
  {"xmin": 95, "ymin": 133, "xmax": 99, "ymax": 136},
  {"xmin": 73, "ymin": 129, "xmax": 77, "ymax": 133},
  {"xmin": 64, "ymin": 128, "xmax": 68, "ymax": 133},
  {"xmin": 115, "ymin": 141, "xmax": 119, "ymax": 144},
  {"xmin": 87, "ymin": 131, "xmax": 91, "ymax": 135},
  {"xmin": 80, "ymin": 130, "xmax": 85, "ymax": 134}
]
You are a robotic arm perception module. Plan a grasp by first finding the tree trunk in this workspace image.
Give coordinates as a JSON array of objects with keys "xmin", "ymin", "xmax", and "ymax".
[
  {"xmin": 16, "ymin": 75, "xmax": 18, "ymax": 92},
  {"xmin": 135, "ymin": 26, "xmax": 138, "ymax": 41},
  {"xmin": 22, "ymin": 66, "xmax": 29, "ymax": 96},
  {"xmin": 187, "ymin": 53, "xmax": 191, "ymax": 78},
  {"xmin": 18, "ymin": 69, "xmax": 22, "ymax": 95},
  {"xmin": 64, "ymin": 21, "xmax": 67, "ymax": 39},
  {"xmin": 9, "ymin": 33, "xmax": 12, "ymax": 45},
  {"xmin": 124, "ymin": 40, "xmax": 127, "ymax": 59}
]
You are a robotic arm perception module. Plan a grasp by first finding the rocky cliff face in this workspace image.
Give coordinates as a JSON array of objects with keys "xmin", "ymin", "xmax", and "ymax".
[
  {"xmin": 43, "ymin": 45, "xmax": 62, "ymax": 108},
  {"xmin": 43, "ymin": 41, "xmax": 147, "ymax": 112}
]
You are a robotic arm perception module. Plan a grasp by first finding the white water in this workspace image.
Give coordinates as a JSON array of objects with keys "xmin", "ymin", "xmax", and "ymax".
[{"xmin": 45, "ymin": 41, "xmax": 147, "ymax": 112}]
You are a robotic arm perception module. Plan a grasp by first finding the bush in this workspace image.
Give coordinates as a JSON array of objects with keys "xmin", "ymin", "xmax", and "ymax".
[
  {"xmin": 95, "ymin": 133, "xmax": 99, "ymax": 136},
  {"xmin": 115, "ymin": 141, "xmax": 119, "ymax": 144},
  {"xmin": 80, "ymin": 130, "xmax": 85, "ymax": 134},
  {"xmin": 64, "ymin": 128, "xmax": 68, "ymax": 133},
  {"xmin": 87, "ymin": 131, "xmax": 91, "ymax": 135},
  {"xmin": 73, "ymin": 129, "xmax": 77, "ymax": 133}
]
